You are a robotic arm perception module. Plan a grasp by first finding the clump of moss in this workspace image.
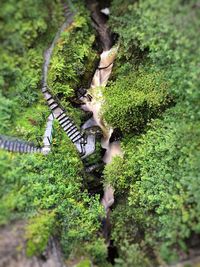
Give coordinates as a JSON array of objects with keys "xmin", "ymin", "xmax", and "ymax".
[
  {"xmin": 48, "ymin": 7, "xmax": 98, "ymax": 125},
  {"xmin": 25, "ymin": 211, "xmax": 55, "ymax": 256}
]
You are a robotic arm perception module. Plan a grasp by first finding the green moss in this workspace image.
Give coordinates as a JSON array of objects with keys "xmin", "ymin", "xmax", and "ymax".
[
  {"xmin": 76, "ymin": 259, "xmax": 91, "ymax": 267},
  {"xmin": 0, "ymin": 126, "xmax": 103, "ymax": 256},
  {"xmin": 85, "ymin": 238, "xmax": 108, "ymax": 266},
  {"xmin": 48, "ymin": 7, "xmax": 98, "ymax": 125},
  {"xmin": 12, "ymin": 102, "xmax": 49, "ymax": 142},
  {"xmin": 83, "ymin": 140, "xmax": 102, "ymax": 166},
  {"xmin": 115, "ymin": 242, "xmax": 152, "ymax": 267},
  {"xmin": 0, "ymin": 0, "xmax": 104, "ymax": 263},
  {"xmin": 26, "ymin": 211, "xmax": 55, "ymax": 256},
  {"xmin": 0, "ymin": 0, "xmax": 65, "ymax": 137},
  {"xmin": 0, "ymin": 93, "xmax": 15, "ymax": 134},
  {"xmin": 104, "ymin": 66, "xmax": 170, "ymax": 133},
  {"xmin": 104, "ymin": 0, "xmax": 200, "ymax": 264}
]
